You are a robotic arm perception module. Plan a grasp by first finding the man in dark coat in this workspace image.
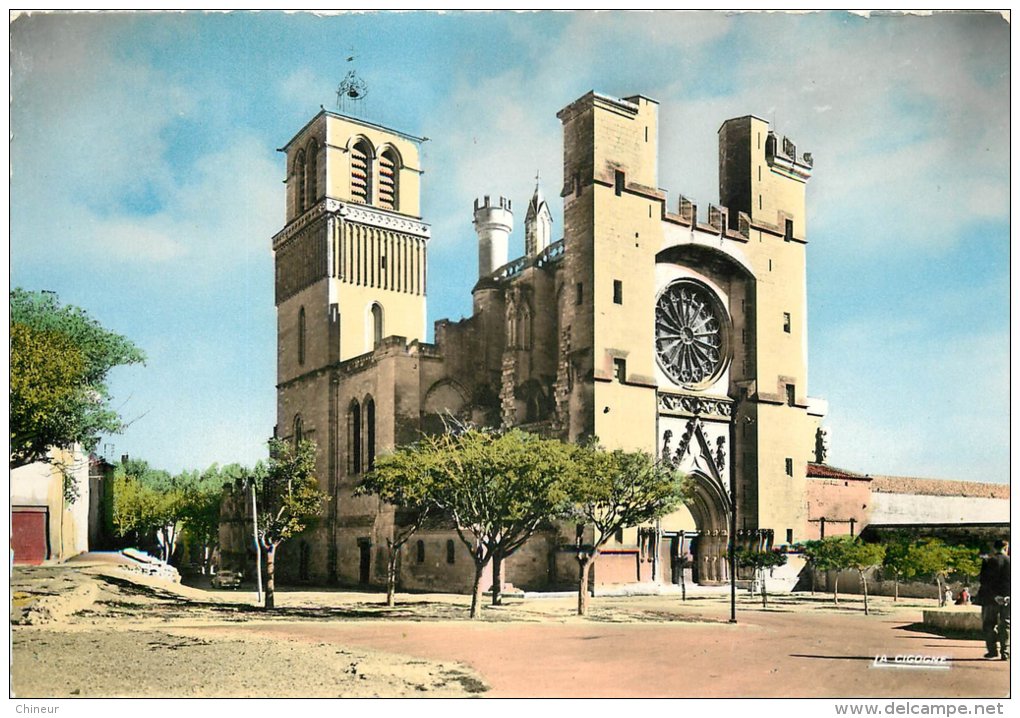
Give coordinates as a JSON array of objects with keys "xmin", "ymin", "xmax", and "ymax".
[{"xmin": 977, "ymin": 539, "xmax": 1010, "ymax": 660}]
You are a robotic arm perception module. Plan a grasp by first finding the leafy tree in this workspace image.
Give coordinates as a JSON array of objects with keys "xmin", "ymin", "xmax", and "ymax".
[
  {"xmin": 881, "ymin": 533, "xmax": 916, "ymax": 602},
  {"xmin": 735, "ymin": 548, "xmax": 788, "ymax": 608},
  {"xmin": 424, "ymin": 428, "xmax": 575, "ymax": 618},
  {"xmin": 10, "ymin": 289, "xmax": 145, "ymax": 486},
  {"xmin": 254, "ymin": 439, "xmax": 325, "ymax": 609},
  {"xmin": 907, "ymin": 539, "xmax": 981, "ymax": 607},
  {"xmin": 846, "ymin": 541, "xmax": 886, "ymax": 615},
  {"xmin": 111, "ymin": 459, "xmax": 239, "ymax": 570},
  {"xmin": 178, "ymin": 464, "xmax": 242, "ymax": 574},
  {"xmin": 950, "ymin": 545, "xmax": 981, "ymax": 582},
  {"xmin": 802, "ymin": 536, "xmax": 857, "ymax": 604},
  {"xmin": 111, "ymin": 459, "xmax": 185, "ymax": 562},
  {"xmin": 568, "ymin": 444, "xmax": 688, "ymax": 615},
  {"xmin": 358, "ymin": 445, "xmax": 441, "ymax": 607}
]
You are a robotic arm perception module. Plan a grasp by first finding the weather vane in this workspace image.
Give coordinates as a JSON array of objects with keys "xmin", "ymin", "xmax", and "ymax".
[{"xmin": 336, "ymin": 49, "xmax": 369, "ymax": 115}]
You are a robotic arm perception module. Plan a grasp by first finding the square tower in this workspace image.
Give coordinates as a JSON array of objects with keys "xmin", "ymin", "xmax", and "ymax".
[
  {"xmin": 719, "ymin": 116, "xmax": 820, "ymax": 540},
  {"xmin": 272, "ymin": 110, "xmax": 430, "ymax": 582},
  {"xmin": 556, "ymin": 92, "xmax": 663, "ymax": 452}
]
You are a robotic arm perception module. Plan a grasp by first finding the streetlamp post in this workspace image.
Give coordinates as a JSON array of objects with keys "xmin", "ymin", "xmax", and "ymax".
[
  {"xmin": 729, "ymin": 464, "xmax": 737, "ymax": 624},
  {"xmin": 728, "ymin": 399, "xmax": 741, "ymax": 624}
]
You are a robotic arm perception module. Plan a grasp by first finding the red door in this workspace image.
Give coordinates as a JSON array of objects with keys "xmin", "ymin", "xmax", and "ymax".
[{"xmin": 12, "ymin": 508, "xmax": 48, "ymax": 564}]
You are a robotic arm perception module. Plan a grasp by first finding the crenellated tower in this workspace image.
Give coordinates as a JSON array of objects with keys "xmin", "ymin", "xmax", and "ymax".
[
  {"xmin": 718, "ymin": 116, "xmax": 819, "ymax": 542},
  {"xmin": 473, "ymin": 195, "xmax": 513, "ymax": 277}
]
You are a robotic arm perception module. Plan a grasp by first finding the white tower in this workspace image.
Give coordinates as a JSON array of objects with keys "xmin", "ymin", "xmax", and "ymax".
[{"xmin": 474, "ymin": 195, "xmax": 513, "ymax": 277}]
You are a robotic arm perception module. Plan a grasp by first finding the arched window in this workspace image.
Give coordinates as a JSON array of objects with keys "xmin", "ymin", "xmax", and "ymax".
[
  {"xmin": 378, "ymin": 148, "xmax": 399, "ymax": 211},
  {"xmin": 293, "ymin": 414, "xmax": 303, "ymax": 445},
  {"xmin": 416, "ymin": 540, "xmax": 425, "ymax": 563},
  {"xmin": 446, "ymin": 539, "xmax": 456, "ymax": 565},
  {"xmin": 517, "ymin": 303, "xmax": 532, "ymax": 350},
  {"xmin": 371, "ymin": 303, "xmax": 383, "ymax": 349},
  {"xmin": 297, "ymin": 306, "xmax": 306, "ymax": 366},
  {"xmin": 365, "ymin": 396, "xmax": 376, "ymax": 471},
  {"xmin": 305, "ymin": 139, "xmax": 318, "ymax": 205},
  {"xmin": 351, "ymin": 139, "xmax": 373, "ymax": 205},
  {"xmin": 294, "ymin": 149, "xmax": 307, "ymax": 212},
  {"xmin": 348, "ymin": 400, "xmax": 362, "ymax": 474},
  {"xmin": 506, "ymin": 298, "xmax": 517, "ymax": 348}
]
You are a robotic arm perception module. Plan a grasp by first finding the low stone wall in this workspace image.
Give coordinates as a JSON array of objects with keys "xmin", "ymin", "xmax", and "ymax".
[
  {"xmin": 800, "ymin": 567, "xmax": 974, "ymax": 601},
  {"xmin": 922, "ymin": 607, "xmax": 982, "ymax": 633}
]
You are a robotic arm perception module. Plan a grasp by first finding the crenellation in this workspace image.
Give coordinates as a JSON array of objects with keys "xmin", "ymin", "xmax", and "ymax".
[
  {"xmin": 766, "ymin": 130, "xmax": 814, "ymax": 181},
  {"xmin": 474, "ymin": 194, "xmax": 513, "ymax": 277},
  {"xmin": 707, "ymin": 204, "xmax": 728, "ymax": 233}
]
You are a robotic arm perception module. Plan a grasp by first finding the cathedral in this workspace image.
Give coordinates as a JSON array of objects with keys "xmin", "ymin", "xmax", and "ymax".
[{"xmin": 262, "ymin": 90, "xmax": 828, "ymax": 591}]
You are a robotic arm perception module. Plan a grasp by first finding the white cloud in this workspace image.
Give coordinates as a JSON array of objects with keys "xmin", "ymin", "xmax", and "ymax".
[
  {"xmin": 91, "ymin": 214, "xmax": 190, "ymax": 263},
  {"xmin": 278, "ymin": 67, "xmax": 330, "ymax": 109},
  {"xmin": 11, "ymin": 15, "xmax": 198, "ymax": 210},
  {"xmin": 14, "ymin": 133, "xmax": 279, "ymax": 276}
]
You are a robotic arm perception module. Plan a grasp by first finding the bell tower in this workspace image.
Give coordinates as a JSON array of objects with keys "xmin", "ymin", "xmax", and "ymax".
[
  {"xmin": 271, "ymin": 107, "xmax": 430, "ymax": 581},
  {"xmin": 274, "ymin": 111, "xmax": 430, "ymax": 389}
]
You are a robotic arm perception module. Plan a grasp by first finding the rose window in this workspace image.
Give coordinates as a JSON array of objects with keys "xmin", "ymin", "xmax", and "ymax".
[{"xmin": 655, "ymin": 280, "xmax": 729, "ymax": 388}]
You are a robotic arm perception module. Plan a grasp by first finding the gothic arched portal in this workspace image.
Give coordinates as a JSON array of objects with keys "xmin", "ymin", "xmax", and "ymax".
[
  {"xmin": 660, "ymin": 417, "xmax": 732, "ymax": 585},
  {"xmin": 683, "ymin": 470, "xmax": 731, "ymax": 585}
]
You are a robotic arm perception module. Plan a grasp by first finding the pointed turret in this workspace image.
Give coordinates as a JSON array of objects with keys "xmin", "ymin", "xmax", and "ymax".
[{"xmin": 524, "ymin": 173, "xmax": 553, "ymax": 256}]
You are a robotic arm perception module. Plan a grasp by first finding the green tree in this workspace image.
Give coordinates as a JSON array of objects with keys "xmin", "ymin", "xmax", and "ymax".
[
  {"xmin": 568, "ymin": 444, "xmax": 688, "ymax": 615},
  {"xmin": 178, "ymin": 464, "xmax": 242, "ymax": 574},
  {"xmin": 358, "ymin": 444, "xmax": 441, "ymax": 607},
  {"xmin": 846, "ymin": 541, "xmax": 886, "ymax": 615},
  {"xmin": 950, "ymin": 545, "xmax": 981, "ymax": 581},
  {"xmin": 254, "ymin": 439, "xmax": 325, "ymax": 609},
  {"xmin": 110, "ymin": 459, "xmax": 185, "ymax": 562},
  {"xmin": 425, "ymin": 428, "xmax": 575, "ymax": 619},
  {"xmin": 735, "ymin": 548, "xmax": 788, "ymax": 608},
  {"xmin": 802, "ymin": 536, "xmax": 857, "ymax": 604},
  {"xmin": 881, "ymin": 533, "xmax": 916, "ymax": 602},
  {"xmin": 10, "ymin": 289, "xmax": 145, "ymax": 486},
  {"xmin": 907, "ymin": 539, "xmax": 981, "ymax": 607}
]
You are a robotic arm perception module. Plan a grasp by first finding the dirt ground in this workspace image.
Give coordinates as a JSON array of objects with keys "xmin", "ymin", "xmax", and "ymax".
[
  {"xmin": 11, "ymin": 564, "xmax": 487, "ymax": 698},
  {"xmin": 9, "ymin": 562, "xmax": 1011, "ymax": 699}
]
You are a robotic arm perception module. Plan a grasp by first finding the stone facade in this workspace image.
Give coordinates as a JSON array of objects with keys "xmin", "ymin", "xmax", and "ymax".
[{"xmin": 244, "ymin": 91, "xmax": 837, "ymax": 590}]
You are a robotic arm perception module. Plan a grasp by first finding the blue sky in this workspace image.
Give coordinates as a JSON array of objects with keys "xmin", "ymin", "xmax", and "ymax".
[{"xmin": 9, "ymin": 11, "xmax": 1010, "ymax": 482}]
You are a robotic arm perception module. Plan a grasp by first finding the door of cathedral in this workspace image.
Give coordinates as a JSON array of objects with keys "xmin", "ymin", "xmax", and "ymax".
[
  {"xmin": 659, "ymin": 414, "xmax": 733, "ymax": 585},
  {"xmin": 664, "ymin": 531, "xmax": 695, "ymax": 586}
]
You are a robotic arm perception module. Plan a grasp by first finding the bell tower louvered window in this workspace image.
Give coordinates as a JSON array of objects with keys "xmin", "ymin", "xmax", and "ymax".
[
  {"xmin": 379, "ymin": 149, "xmax": 398, "ymax": 210},
  {"xmin": 305, "ymin": 139, "xmax": 318, "ymax": 205},
  {"xmin": 295, "ymin": 149, "xmax": 307, "ymax": 212},
  {"xmin": 351, "ymin": 139, "xmax": 373, "ymax": 204}
]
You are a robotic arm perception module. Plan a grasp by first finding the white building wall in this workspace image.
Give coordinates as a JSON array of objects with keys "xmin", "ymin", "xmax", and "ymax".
[
  {"xmin": 11, "ymin": 446, "xmax": 91, "ymax": 558},
  {"xmin": 869, "ymin": 493, "xmax": 1009, "ymax": 525}
]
